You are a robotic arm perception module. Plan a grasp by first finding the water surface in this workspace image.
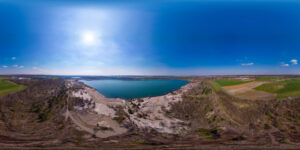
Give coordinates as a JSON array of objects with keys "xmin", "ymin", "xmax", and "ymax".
[{"xmin": 81, "ymin": 79, "xmax": 189, "ymax": 99}]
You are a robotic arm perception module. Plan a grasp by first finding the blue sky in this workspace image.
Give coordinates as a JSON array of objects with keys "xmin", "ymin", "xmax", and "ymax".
[{"xmin": 0, "ymin": 0, "xmax": 299, "ymax": 75}]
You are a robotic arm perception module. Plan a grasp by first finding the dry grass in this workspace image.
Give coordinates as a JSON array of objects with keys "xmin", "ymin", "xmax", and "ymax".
[
  {"xmin": 234, "ymin": 90, "xmax": 276, "ymax": 100},
  {"xmin": 223, "ymin": 81, "xmax": 258, "ymax": 90},
  {"xmin": 221, "ymin": 81, "xmax": 276, "ymax": 100}
]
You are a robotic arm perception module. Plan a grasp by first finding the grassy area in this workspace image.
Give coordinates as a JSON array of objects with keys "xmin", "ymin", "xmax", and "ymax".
[
  {"xmin": 209, "ymin": 81, "xmax": 221, "ymax": 91},
  {"xmin": 0, "ymin": 78, "xmax": 26, "ymax": 96},
  {"xmin": 255, "ymin": 76, "xmax": 285, "ymax": 81},
  {"xmin": 0, "ymin": 77, "xmax": 10, "ymax": 80},
  {"xmin": 254, "ymin": 78, "xmax": 300, "ymax": 98},
  {"xmin": 197, "ymin": 128, "xmax": 221, "ymax": 138},
  {"xmin": 214, "ymin": 79, "xmax": 251, "ymax": 87}
]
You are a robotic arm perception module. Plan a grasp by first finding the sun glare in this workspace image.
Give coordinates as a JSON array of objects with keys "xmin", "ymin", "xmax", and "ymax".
[{"xmin": 82, "ymin": 31, "xmax": 96, "ymax": 45}]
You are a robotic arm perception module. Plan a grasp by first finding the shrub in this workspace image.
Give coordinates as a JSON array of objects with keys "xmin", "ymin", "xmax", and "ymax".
[{"xmin": 128, "ymin": 108, "xmax": 134, "ymax": 114}]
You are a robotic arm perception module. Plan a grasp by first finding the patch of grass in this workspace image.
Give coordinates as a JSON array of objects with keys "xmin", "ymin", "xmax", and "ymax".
[
  {"xmin": 255, "ymin": 76, "xmax": 285, "ymax": 81},
  {"xmin": 0, "ymin": 77, "xmax": 9, "ymax": 80},
  {"xmin": 255, "ymin": 78, "xmax": 300, "ymax": 98},
  {"xmin": 95, "ymin": 126, "xmax": 113, "ymax": 131},
  {"xmin": 197, "ymin": 128, "xmax": 221, "ymax": 139},
  {"xmin": 255, "ymin": 81, "xmax": 284, "ymax": 93},
  {"xmin": 214, "ymin": 79, "xmax": 251, "ymax": 87},
  {"xmin": 209, "ymin": 81, "xmax": 221, "ymax": 91},
  {"xmin": 38, "ymin": 111, "xmax": 54, "ymax": 122},
  {"xmin": 207, "ymin": 115, "xmax": 217, "ymax": 123},
  {"xmin": 113, "ymin": 116, "xmax": 125, "ymax": 124},
  {"xmin": 131, "ymin": 140, "xmax": 151, "ymax": 145},
  {"xmin": 202, "ymin": 87, "xmax": 212, "ymax": 95},
  {"xmin": 265, "ymin": 111, "xmax": 274, "ymax": 120},
  {"xmin": 0, "ymin": 79, "xmax": 26, "ymax": 96},
  {"xmin": 279, "ymin": 137, "xmax": 290, "ymax": 144}
]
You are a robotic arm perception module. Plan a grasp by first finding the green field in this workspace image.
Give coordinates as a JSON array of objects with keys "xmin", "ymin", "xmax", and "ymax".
[
  {"xmin": 0, "ymin": 77, "xmax": 26, "ymax": 96},
  {"xmin": 255, "ymin": 76, "xmax": 285, "ymax": 81},
  {"xmin": 254, "ymin": 78, "xmax": 300, "ymax": 98},
  {"xmin": 214, "ymin": 79, "xmax": 251, "ymax": 87}
]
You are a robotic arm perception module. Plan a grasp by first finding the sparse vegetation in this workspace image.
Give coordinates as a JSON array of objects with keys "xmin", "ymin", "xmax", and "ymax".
[
  {"xmin": 131, "ymin": 140, "xmax": 151, "ymax": 145},
  {"xmin": 168, "ymin": 82, "xmax": 215, "ymax": 129},
  {"xmin": 197, "ymin": 128, "xmax": 221, "ymax": 139},
  {"xmin": 209, "ymin": 80, "xmax": 221, "ymax": 91},
  {"xmin": 113, "ymin": 116, "xmax": 125, "ymax": 124},
  {"xmin": 95, "ymin": 125, "xmax": 113, "ymax": 131},
  {"xmin": 0, "ymin": 78, "xmax": 69, "ymax": 147},
  {"xmin": 113, "ymin": 105, "xmax": 129, "ymax": 124},
  {"xmin": 0, "ymin": 76, "xmax": 299, "ymax": 149},
  {"xmin": 128, "ymin": 108, "xmax": 134, "ymax": 114},
  {"xmin": 137, "ymin": 113, "xmax": 147, "ymax": 119},
  {"xmin": 202, "ymin": 87, "xmax": 212, "ymax": 95}
]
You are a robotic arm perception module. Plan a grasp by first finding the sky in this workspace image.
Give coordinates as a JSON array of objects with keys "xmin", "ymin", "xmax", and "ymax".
[{"xmin": 0, "ymin": 0, "xmax": 300, "ymax": 75}]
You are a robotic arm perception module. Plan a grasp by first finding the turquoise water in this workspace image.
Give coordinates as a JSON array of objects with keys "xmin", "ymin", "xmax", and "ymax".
[{"xmin": 80, "ymin": 79, "xmax": 189, "ymax": 99}]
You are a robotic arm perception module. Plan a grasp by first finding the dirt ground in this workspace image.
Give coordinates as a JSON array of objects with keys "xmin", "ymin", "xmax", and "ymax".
[
  {"xmin": 223, "ymin": 81, "xmax": 277, "ymax": 100},
  {"xmin": 1, "ymin": 78, "xmax": 300, "ymax": 149}
]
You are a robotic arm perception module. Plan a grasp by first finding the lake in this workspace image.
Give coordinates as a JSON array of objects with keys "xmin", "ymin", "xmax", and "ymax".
[{"xmin": 80, "ymin": 79, "xmax": 189, "ymax": 99}]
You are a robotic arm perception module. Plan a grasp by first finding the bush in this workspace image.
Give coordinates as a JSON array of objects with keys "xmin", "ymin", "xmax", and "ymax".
[
  {"xmin": 197, "ymin": 128, "xmax": 221, "ymax": 139},
  {"xmin": 38, "ymin": 111, "xmax": 53, "ymax": 122},
  {"xmin": 128, "ymin": 108, "xmax": 134, "ymax": 114},
  {"xmin": 113, "ymin": 116, "xmax": 125, "ymax": 124},
  {"xmin": 264, "ymin": 124, "xmax": 271, "ymax": 130}
]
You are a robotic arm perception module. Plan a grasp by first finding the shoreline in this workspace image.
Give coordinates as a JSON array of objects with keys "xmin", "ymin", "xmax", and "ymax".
[{"xmin": 77, "ymin": 79, "xmax": 191, "ymax": 100}]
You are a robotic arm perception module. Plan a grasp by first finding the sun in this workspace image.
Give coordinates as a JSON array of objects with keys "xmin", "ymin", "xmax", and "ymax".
[{"xmin": 82, "ymin": 31, "xmax": 96, "ymax": 45}]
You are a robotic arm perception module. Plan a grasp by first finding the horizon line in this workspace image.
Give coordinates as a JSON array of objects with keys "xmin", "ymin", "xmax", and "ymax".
[{"xmin": 1, "ymin": 73, "xmax": 300, "ymax": 77}]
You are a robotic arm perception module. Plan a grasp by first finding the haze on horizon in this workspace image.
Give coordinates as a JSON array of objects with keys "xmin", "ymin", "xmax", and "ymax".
[{"xmin": 0, "ymin": 0, "xmax": 299, "ymax": 76}]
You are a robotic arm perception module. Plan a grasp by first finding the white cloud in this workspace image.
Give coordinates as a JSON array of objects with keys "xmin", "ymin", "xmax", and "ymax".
[
  {"xmin": 11, "ymin": 57, "xmax": 16, "ymax": 60},
  {"xmin": 32, "ymin": 67, "xmax": 38, "ymax": 70},
  {"xmin": 291, "ymin": 59, "xmax": 298, "ymax": 65},
  {"xmin": 281, "ymin": 62, "xmax": 289, "ymax": 67},
  {"xmin": 2, "ymin": 65, "xmax": 8, "ymax": 68},
  {"xmin": 241, "ymin": 62, "xmax": 254, "ymax": 66},
  {"xmin": 11, "ymin": 64, "xmax": 24, "ymax": 69}
]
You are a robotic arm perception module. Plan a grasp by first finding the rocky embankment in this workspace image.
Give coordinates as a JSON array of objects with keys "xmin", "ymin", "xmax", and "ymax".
[{"xmin": 65, "ymin": 80, "xmax": 196, "ymax": 138}]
